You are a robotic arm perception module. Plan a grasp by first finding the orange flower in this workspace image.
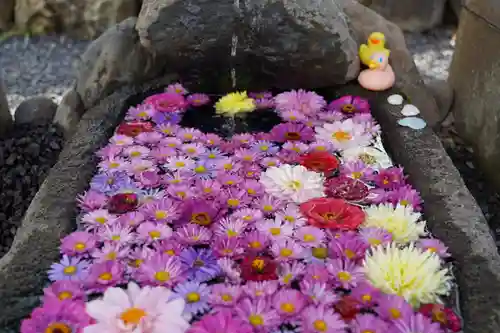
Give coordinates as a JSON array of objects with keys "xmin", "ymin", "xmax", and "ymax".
[
  {"xmin": 299, "ymin": 151, "xmax": 339, "ymax": 173},
  {"xmin": 300, "ymin": 197, "xmax": 365, "ymax": 230}
]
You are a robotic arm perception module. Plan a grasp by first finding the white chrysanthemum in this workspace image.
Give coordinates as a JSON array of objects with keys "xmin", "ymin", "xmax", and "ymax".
[
  {"xmin": 363, "ymin": 242, "xmax": 452, "ymax": 307},
  {"xmin": 314, "ymin": 118, "xmax": 372, "ymax": 150},
  {"xmin": 363, "ymin": 204, "xmax": 426, "ymax": 243},
  {"xmin": 341, "ymin": 146, "xmax": 393, "ymax": 170},
  {"xmin": 259, "ymin": 164, "xmax": 325, "ymax": 204}
]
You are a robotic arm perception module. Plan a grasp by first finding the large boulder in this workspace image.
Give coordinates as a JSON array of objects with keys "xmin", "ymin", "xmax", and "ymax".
[
  {"xmin": 0, "ymin": 0, "xmax": 15, "ymax": 32},
  {"xmin": 14, "ymin": 0, "xmax": 141, "ymax": 38},
  {"xmin": 449, "ymin": 0, "xmax": 500, "ymax": 189},
  {"xmin": 14, "ymin": 96, "xmax": 58, "ymax": 125},
  {"xmin": 75, "ymin": 17, "xmax": 159, "ymax": 109},
  {"xmin": 0, "ymin": 74, "xmax": 13, "ymax": 137},
  {"xmin": 338, "ymin": 0, "xmax": 442, "ymax": 126},
  {"xmin": 358, "ymin": 0, "xmax": 447, "ymax": 32},
  {"xmin": 136, "ymin": 0, "xmax": 359, "ymax": 92}
]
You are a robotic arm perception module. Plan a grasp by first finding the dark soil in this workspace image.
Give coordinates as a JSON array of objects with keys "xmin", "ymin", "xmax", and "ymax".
[{"xmin": 0, "ymin": 124, "xmax": 64, "ymax": 257}]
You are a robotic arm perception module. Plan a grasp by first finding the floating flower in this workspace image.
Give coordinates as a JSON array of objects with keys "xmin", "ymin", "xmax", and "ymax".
[
  {"xmin": 295, "ymin": 226, "xmax": 325, "ymax": 247},
  {"xmin": 215, "ymin": 91, "xmax": 256, "ymax": 117},
  {"xmin": 273, "ymin": 289, "xmax": 307, "ymax": 319},
  {"xmin": 84, "ymin": 282, "xmax": 189, "ymax": 333},
  {"xmin": 48, "ymin": 256, "xmax": 89, "ymax": 282},
  {"xmin": 145, "ymin": 92, "xmax": 188, "ymax": 113},
  {"xmin": 342, "ymin": 146, "xmax": 393, "ymax": 169},
  {"xmin": 363, "ymin": 243, "xmax": 452, "ymax": 307},
  {"xmin": 187, "ymin": 93, "xmax": 210, "ymax": 106},
  {"xmin": 374, "ymin": 167, "xmax": 406, "ymax": 190},
  {"xmin": 416, "ymin": 238, "xmax": 451, "ymax": 258},
  {"xmin": 85, "ymin": 261, "xmax": 125, "ymax": 292},
  {"xmin": 300, "ymin": 197, "xmax": 365, "ymax": 230},
  {"xmin": 327, "ymin": 95, "xmax": 370, "ymax": 115},
  {"xmin": 21, "ymin": 300, "xmax": 92, "ymax": 333},
  {"xmin": 176, "ymin": 224, "xmax": 213, "ymax": 245},
  {"xmin": 418, "ymin": 304, "xmax": 461, "ymax": 332},
  {"xmin": 299, "ymin": 280, "xmax": 339, "ymax": 306},
  {"xmin": 315, "ymin": 119, "xmax": 372, "ymax": 150},
  {"xmin": 43, "ymin": 280, "xmax": 85, "ymax": 302},
  {"xmin": 209, "ymin": 284, "xmax": 242, "ymax": 308},
  {"xmin": 274, "ymin": 89, "xmax": 326, "ymax": 117},
  {"xmin": 60, "ymin": 232, "xmax": 96, "ymax": 257},
  {"xmin": 325, "ymin": 176, "xmax": 370, "ymax": 202},
  {"xmin": 260, "ymin": 164, "xmax": 325, "ymax": 204},
  {"xmin": 351, "ymin": 313, "xmax": 388, "ymax": 333},
  {"xmin": 137, "ymin": 253, "xmax": 183, "ymax": 287},
  {"xmin": 166, "ymin": 83, "xmax": 188, "ymax": 95},
  {"xmin": 107, "ymin": 192, "xmax": 139, "ymax": 214},
  {"xmin": 301, "ymin": 304, "xmax": 347, "ymax": 333},
  {"xmin": 180, "ymin": 248, "xmax": 221, "ymax": 282},
  {"xmin": 188, "ymin": 309, "xmax": 253, "ymax": 333},
  {"xmin": 240, "ymin": 255, "xmax": 278, "ymax": 282},
  {"xmin": 299, "ymin": 151, "xmax": 340, "ymax": 173},
  {"xmin": 270, "ymin": 122, "xmax": 315, "ymax": 142},
  {"xmin": 358, "ymin": 227, "xmax": 393, "ymax": 247},
  {"xmin": 116, "ymin": 121, "xmax": 153, "ymax": 137},
  {"xmin": 349, "ymin": 282, "xmax": 381, "ymax": 307},
  {"xmin": 390, "ymin": 313, "xmax": 444, "ymax": 333},
  {"xmin": 326, "ymin": 258, "xmax": 364, "ymax": 289},
  {"xmin": 363, "ymin": 204, "xmax": 426, "ymax": 243},
  {"xmin": 235, "ymin": 298, "xmax": 280, "ymax": 331},
  {"xmin": 376, "ymin": 294, "xmax": 413, "ymax": 321}
]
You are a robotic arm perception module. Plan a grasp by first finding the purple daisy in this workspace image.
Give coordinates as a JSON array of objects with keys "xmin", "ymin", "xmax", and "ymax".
[
  {"xmin": 416, "ymin": 238, "xmax": 451, "ymax": 258},
  {"xmin": 213, "ymin": 236, "xmax": 244, "ymax": 258},
  {"xmin": 209, "ymin": 284, "xmax": 242, "ymax": 308},
  {"xmin": 85, "ymin": 260, "xmax": 125, "ymax": 292},
  {"xmin": 274, "ymin": 89, "xmax": 326, "ymax": 117},
  {"xmin": 91, "ymin": 242, "xmax": 130, "ymax": 263},
  {"xmin": 201, "ymin": 133, "xmax": 224, "ymax": 147},
  {"xmin": 48, "ymin": 256, "xmax": 89, "ymax": 282},
  {"xmin": 199, "ymin": 148, "xmax": 226, "ymax": 163},
  {"xmin": 134, "ymin": 170, "xmax": 161, "ymax": 187},
  {"xmin": 253, "ymin": 194, "xmax": 285, "ymax": 216},
  {"xmin": 389, "ymin": 313, "xmax": 444, "ymax": 333},
  {"xmin": 136, "ymin": 252, "xmax": 184, "ymax": 287},
  {"xmin": 339, "ymin": 160, "xmax": 374, "ymax": 182},
  {"xmin": 175, "ymin": 224, "xmax": 213, "ymax": 245},
  {"xmin": 76, "ymin": 190, "xmax": 108, "ymax": 212},
  {"xmin": 296, "ymin": 226, "xmax": 325, "ymax": 248},
  {"xmin": 214, "ymin": 218, "xmax": 248, "ymax": 238},
  {"xmin": 249, "ymin": 91, "xmax": 275, "ymax": 109},
  {"xmin": 328, "ymin": 232, "xmax": 368, "ymax": 263},
  {"xmin": 136, "ymin": 221, "xmax": 173, "ymax": 243},
  {"xmin": 242, "ymin": 281, "xmax": 279, "ymax": 299},
  {"xmin": 358, "ymin": 227, "xmax": 393, "ymax": 247},
  {"xmin": 174, "ymin": 281, "xmax": 211, "ymax": 317},
  {"xmin": 376, "ymin": 294, "xmax": 413, "ymax": 321},
  {"xmin": 272, "ymin": 288, "xmax": 307, "ymax": 319},
  {"xmin": 269, "ymin": 122, "xmax": 315, "ymax": 142},
  {"xmin": 303, "ymin": 263, "xmax": 330, "ymax": 284},
  {"xmin": 251, "ymin": 140, "xmax": 280, "ymax": 156},
  {"xmin": 179, "ymin": 248, "xmax": 221, "ymax": 282},
  {"xmin": 187, "ymin": 309, "xmax": 254, "ymax": 333},
  {"xmin": 242, "ymin": 179, "xmax": 265, "ymax": 198},
  {"xmin": 187, "ymin": 93, "xmax": 210, "ymax": 106},
  {"xmin": 235, "ymin": 298, "xmax": 281, "ymax": 332},
  {"xmin": 117, "ymin": 211, "xmax": 146, "ymax": 228},
  {"xmin": 244, "ymin": 231, "xmax": 270, "ymax": 253},
  {"xmin": 141, "ymin": 197, "xmax": 181, "ymax": 223},
  {"xmin": 386, "ymin": 185, "xmax": 423, "ymax": 211},
  {"xmin": 301, "ymin": 304, "xmax": 347, "ymax": 333},
  {"xmin": 90, "ymin": 171, "xmax": 131, "ymax": 194},
  {"xmin": 20, "ymin": 300, "xmax": 92, "ymax": 333},
  {"xmin": 194, "ymin": 178, "xmax": 222, "ymax": 198},
  {"xmin": 351, "ymin": 314, "xmax": 389, "ymax": 333},
  {"xmin": 152, "ymin": 109, "xmax": 182, "ymax": 125},
  {"xmin": 181, "ymin": 198, "xmax": 221, "ymax": 227},
  {"xmin": 350, "ymin": 282, "xmax": 381, "ymax": 307},
  {"xmin": 299, "ymin": 280, "xmax": 339, "ymax": 306},
  {"xmin": 42, "ymin": 280, "xmax": 85, "ymax": 303},
  {"xmin": 326, "ymin": 258, "xmax": 365, "ymax": 289},
  {"xmin": 150, "ymin": 146, "xmax": 177, "ymax": 163},
  {"xmin": 327, "ymin": 95, "xmax": 370, "ymax": 115},
  {"xmin": 60, "ymin": 231, "xmax": 96, "ymax": 257},
  {"xmin": 374, "ymin": 167, "xmax": 407, "ymax": 190},
  {"xmin": 125, "ymin": 103, "xmax": 156, "ymax": 120}
]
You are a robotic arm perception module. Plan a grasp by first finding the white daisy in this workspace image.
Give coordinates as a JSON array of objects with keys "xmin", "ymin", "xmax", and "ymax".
[
  {"xmin": 314, "ymin": 118, "xmax": 372, "ymax": 150},
  {"xmin": 259, "ymin": 164, "xmax": 325, "ymax": 204},
  {"xmin": 256, "ymin": 219, "xmax": 294, "ymax": 241},
  {"xmin": 342, "ymin": 146, "xmax": 393, "ymax": 170}
]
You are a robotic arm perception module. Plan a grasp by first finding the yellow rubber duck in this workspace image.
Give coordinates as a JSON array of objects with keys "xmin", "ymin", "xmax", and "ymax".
[{"xmin": 359, "ymin": 32, "xmax": 390, "ymax": 70}]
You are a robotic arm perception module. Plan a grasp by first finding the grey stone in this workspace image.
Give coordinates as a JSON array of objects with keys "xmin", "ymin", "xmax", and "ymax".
[
  {"xmin": 76, "ymin": 17, "xmax": 159, "ymax": 109},
  {"xmin": 0, "ymin": 74, "xmax": 177, "ymax": 326},
  {"xmin": 52, "ymin": 88, "xmax": 85, "ymax": 139},
  {"xmin": 0, "ymin": 75, "xmax": 13, "ymax": 137},
  {"xmin": 426, "ymin": 79, "xmax": 454, "ymax": 122},
  {"xmin": 449, "ymin": 0, "xmax": 500, "ymax": 189},
  {"xmin": 329, "ymin": 83, "xmax": 500, "ymax": 333},
  {"xmin": 359, "ymin": 0, "xmax": 447, "ymax": 32},
  {"xmin": 136, "ymin": 0, "xmax": 359, "ymax": 92},
  {"xmin": 337, "ymin": 0, "xmax": 442, "ymax": 126},
  {"xmin": 450, "ymin": 0, "xmax": 463, "ymax": 19},
  {"xmin": 14, "ymin": 96, "xmax": 57, "ymax": 125}
]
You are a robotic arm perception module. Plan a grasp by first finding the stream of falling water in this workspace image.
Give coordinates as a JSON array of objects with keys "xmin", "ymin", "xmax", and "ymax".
[{"xmin": 231, "ymin": 0, "xmax": 240, "ymax": 89}]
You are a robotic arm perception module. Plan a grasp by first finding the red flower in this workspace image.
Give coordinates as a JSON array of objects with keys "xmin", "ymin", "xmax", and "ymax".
[
  {"xmin": 300, "ymin": 197, "xmax": 365, "ymax": 230},
  {"xmin": 108, "ymin": 193, "xmax": 138, "ymax": 214},
  {"xmin": 299, "ymin": 151, "xmax": 339, "ymax": 173},
  {"xmin": 334, "ymin": 296, "xmax": 360, "ymax": 321},
  {"xmin": 116, "ymin": 122, "xmax": 153, "ymax": 137},
  {"xmin": 240, "ymin": 255, "xmax": 278, "ymax": 282},
  {"xmin": 419, "ymin": 304, "xmax": 462, "ymax": 332},
  {"xmin": 325, "ymin": 176, "xmax": 369, "ymax": 202}
]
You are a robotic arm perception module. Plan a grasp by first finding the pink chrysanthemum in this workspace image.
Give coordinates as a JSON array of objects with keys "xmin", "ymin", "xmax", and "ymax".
[
  {"xmin": 275, "ymin": 89, "xmax": 326, "ymax": 117},
  {"xmin": 326, "ymin": 258, "xmax": 365, "ymax": 289},
  {"xmin": 137, "ymin": 253, "xmax": 184, "ymax": 287},
  {"xmin": 235, "ymin": 298, "xmax": 281, "ymax": 332},
  {"xmin": 301, "ymin": 304, "xmax": 347, "ymax": 333},
  {"xmin": 60, "ymin": 231, "xmax": 96, "ymax": 256}
]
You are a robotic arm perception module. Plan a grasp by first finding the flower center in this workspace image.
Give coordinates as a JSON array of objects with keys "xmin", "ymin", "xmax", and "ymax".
[
  {"xmin": 247, "ymin": 188, "xmax": 256, "ymax": 194},
  {"xmin": 95, "ymin": 217, "xmax": 107, "ymax": 224},
  {"xmin": 58, "ymin": 291, "xmax": 72, "ymax": 300},
  {"xmin": 226, "ymin": 180, "xmax": 235, "ymax": 185},
  {"xmin": 287, "ymin": 180, "xmax": 302, "ymax": 190},
  {"xmin": 227, "ymin": 199, "xmax": 240, "ymax": 207},
  {"xmin": 252, "ymin": 259, "xmax": 265, "ymax": 272},
  {"xmin": 428, "ymin": 247, "xmax": 437, "ymax": 253},
  {"xmin": 280, "ymin": 303, "xmax": 295, "ymax": 313},
  {"xmin": 243, "ymin": 215, "xmax": 253, "ymax": 221},
  {"xmin": 74, "ymin": 242, "xmax": 86, "ymax": 251},
  {"xmin": 249, "ymin": 314, "xmax": 264, "ymax": 327},
  {"xmin": 194, "ymin": 259, "xmax": 205, "ymax": 267},
  {"xmin": 313, "ymin": 319, "xmax": 327, "ymax": 332},
  {"xmin": 63, "ymin": 266, "xmax": 76, "ymax": 275},
  {"xmin": 284, "ymin": 216, "xmax": 295, "ymax": 223},
  {"xmin": 175, "ymin": 161, "xmax": 185, "ymax": 167},
  {"xmin": 314, "ymin": 145, "xmax": 326, "ymax": 151},
  {"xmin": 224, "ymin": 163, "xmax": 233, "ymax": 170},
  {"xmin": 322, "ymin": 212, "xmax": 339, "ymax": 221},
  {"xmin": 221, "ymin": 294, "xmax": 233, "ymax": 302},
  {"xmin": 191, "ymin": 212, "xmax": 211, "ymax": 226},
  {"xmin": 155, "ymin": 210, "xmax": 168, "ymax": 220},
  {"xmin": 111, "ymin": 235, "xmax": 121, "ymax": 241},
  {"xmin": 109, "ymin": 162, "xmax": 120, "ymax": 168},
  {"xmin": 342, "ymin": 104, "xmax": 355, "ymax": 113},
  {"xmin": 165, "ymin": 250, "xmax": 175, "ymax": 256},
  {"xmin": 154, "ymin": 271, "xmax": 170, "ymax": 282},
  {"xmin": 176, "ymin": 191, "xmax": 186, "ymax": 198},
  {"xmin": 203, "ymin": 187, "xmax": 212, "ymax": 193},
  {"xmin": 283, "ymin": 273, "xmax": 293, "ymax": 284},
  {"xmin": 359, "ymin": 153, "xmax": 376, "ymax": 165},
  {"xmin": 149, "ymin": 230, "xmax": 161, "ymax": 239},
  {"xmin": 280, "ymin": 248, "xmax": 293, "ymax": 257},
  {"xmin": 98, "ymin": 272, "xmax": 112, "ymax": 281},
  {"xmin": 312, "ymin": 247, "xmax": 328, "ymax": 259},
  {"xmin": 106, "ymin": 252, "xmax": 117, "ymax": 260},
  {"xmin": 186, "ymin": 292, "xmax": 201, "ymax": 303},
  {"xmin": 195, "ymin": 165, "xmax": 207, "ymax": 173},
  {"xmin": 120, "ymin": 307, "xmax": 147, "ymax": 326},
  {"xmin": 362, "ymin": 294, "xmax": 372, "ymax": 302},
  {"xmin": 250, "ymin": 241, "xmax": 262, "ymax": 249},
  {"xmin": 263, "ymin": 205, "xmax": 273, "ymax": 212},
  {"xmin": 351, "ymin": 171, "xmax": 362, "ymax": 179},
  {"xmin": 186, "ymin": 148, "xmax": 196, "ymax": 153},
  {"xmin": 362, "ymin": 330, "xmax": 375, "ymax": 333},
  {"xmin": 389, "ymin": 308, "xmax": 401, "ymax": 319},
  {"xmin": 269, "ymin": 227, "xmax": 281, "ymax": 236},
  {"xmin": 260, "ymin": 145, "xmax": 269, "ymax": 151},
  {"xmin": 332, "ymin": 131, "xmax": 352, "ymax": 141},
  {"xmin": 45, "ymin": 322, "xmax": 72, "ymax": 333},
  {"xmin": 303, "ymin": 234, "xmax": 316, "ymax": 242},
  {"xmin": 433, "ymin": 310, "xmax": 447, "ymax": 324},
  {"xmin": 337, "ymin": 271, "xmax": 352, "ymax": 282},
  {"xmin": 400, "ymin": 199, "xmax": 410, "ymax": 206},
  {"xmin": 184, "ymin": 134, "xmax": 193, "ymax": 139},
  {"xmin": 227, "ymin": 230, "xmax": 238, "ymax": 237},
  {"xmin": 368, "ymin": 238, "xmax": 381, "ymax": 246},
  {"xmin": 345, "ymin": 249, "xmax": 355, "ymax": 259},
  {"xmin": 138, "ymin": 111, "xmax": 147, "ymax": 118},
  {"xmin": 130, "ymin": 151, "xmax": 141, "ymax": 157},
  {"xmin": 285, "ymin": 132, "xmax": 301, "ymax": 140}
]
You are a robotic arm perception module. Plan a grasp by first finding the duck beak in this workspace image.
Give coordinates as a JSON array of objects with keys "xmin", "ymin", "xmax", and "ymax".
[{"xmin": 370, "ymin": 38, "xmax": 380, "ymax": 45}]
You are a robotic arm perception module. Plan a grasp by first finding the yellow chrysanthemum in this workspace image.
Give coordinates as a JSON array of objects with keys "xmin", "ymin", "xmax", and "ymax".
[
  {"xmin": 215, "ymin": 91, "xmax": 256, "ymax": 117},
  {"xmin": 363, "ymin": 204, "xmax": 426, "ymax": 243},
  {"xmin": 363, "ymin": 242, "xmax": 452, "ymax": 307}
]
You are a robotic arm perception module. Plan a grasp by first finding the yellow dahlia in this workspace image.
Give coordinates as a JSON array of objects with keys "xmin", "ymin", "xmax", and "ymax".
[
  {"xmin": 215, "ymin": 91, "xmax": 256, "ymax": 117},
  {"xmin": 363, "ymin": 242, "xmax": 452, "ymax": 307},
  {"xmin": 363, "ymin": 204, "xmax": 426, "ymax": 243}
]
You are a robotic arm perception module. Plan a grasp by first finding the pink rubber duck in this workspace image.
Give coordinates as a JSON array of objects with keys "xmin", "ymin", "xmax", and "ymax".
[{"xmin": 358, "ymin": 51, "xmax": 396, "ymax": 91}]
